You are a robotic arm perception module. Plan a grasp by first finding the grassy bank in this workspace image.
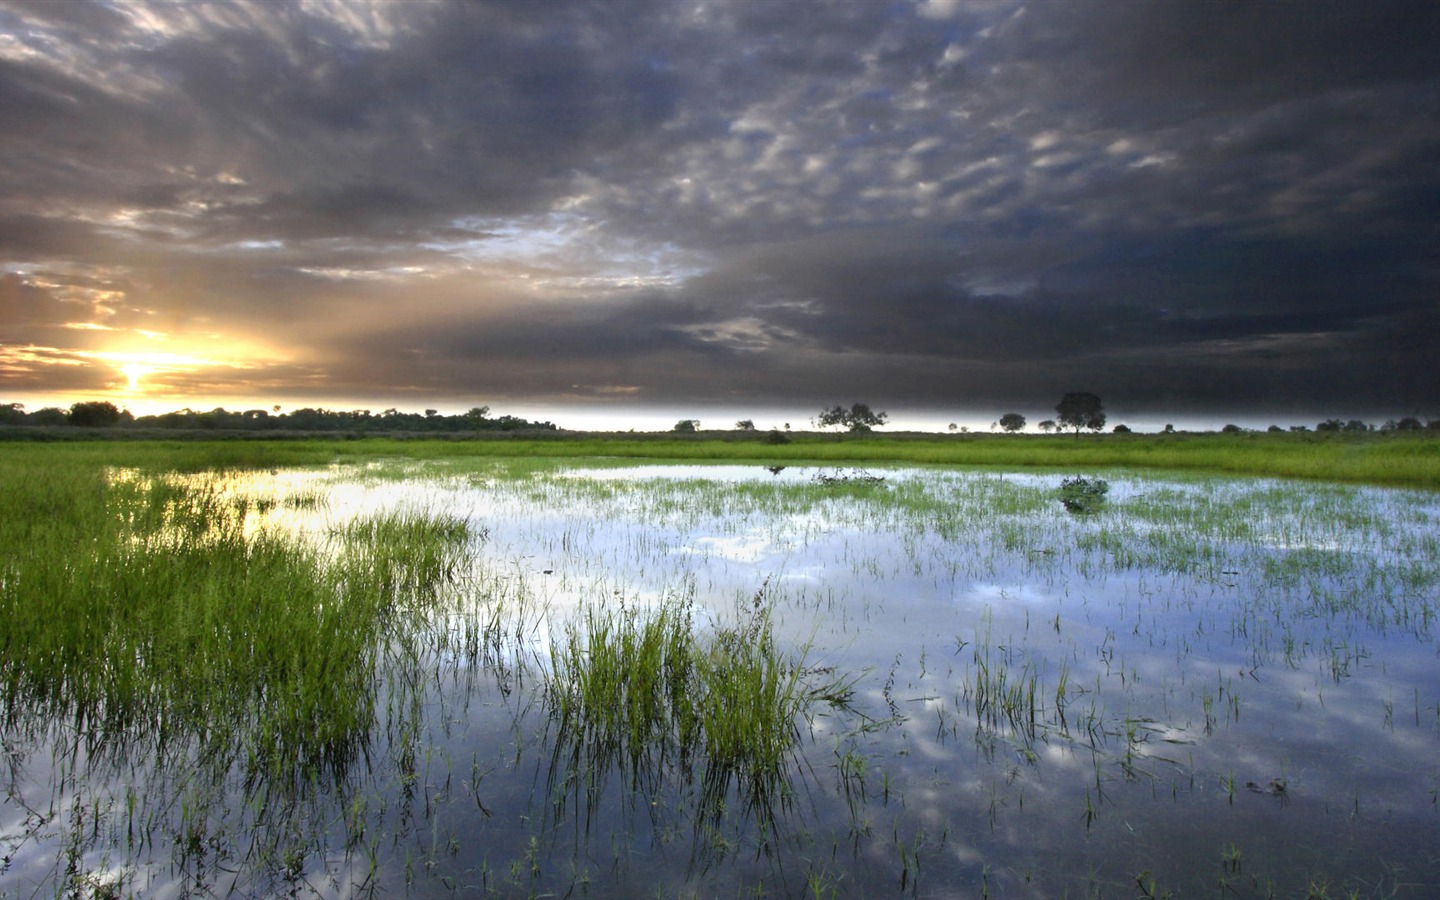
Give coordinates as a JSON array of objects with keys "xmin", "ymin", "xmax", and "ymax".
[{"xmin": 5, "ymin": 430, "xmax": 1437, "ymax": 489}]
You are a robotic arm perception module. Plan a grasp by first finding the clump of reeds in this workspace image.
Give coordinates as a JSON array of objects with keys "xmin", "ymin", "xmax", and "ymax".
[
  {"xmin": 338, "ymin": 509, "xmax": 473, "ymax": 607},
  {"xmin": 544, "ymin": 584, "xmax": 851, "ymax": 835}
]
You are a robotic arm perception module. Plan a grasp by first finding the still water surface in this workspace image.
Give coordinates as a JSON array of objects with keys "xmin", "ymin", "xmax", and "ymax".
[{"xmin": 3, "ymin": 461, "xmax": 1437, "ymax": 897}]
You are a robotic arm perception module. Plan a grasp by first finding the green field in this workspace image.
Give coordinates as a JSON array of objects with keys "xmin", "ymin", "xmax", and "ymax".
[{"xmin": 3, "ymin": 429, "xmax": 1439, "ymax": 489}]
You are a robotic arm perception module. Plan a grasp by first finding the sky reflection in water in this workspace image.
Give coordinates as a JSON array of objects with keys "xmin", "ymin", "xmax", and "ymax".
[{"xmin": 4, "ymin": 462, "xmax": 1438, "ymax": 898}]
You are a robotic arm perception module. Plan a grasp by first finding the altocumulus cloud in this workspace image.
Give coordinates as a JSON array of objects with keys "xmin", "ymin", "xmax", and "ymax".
[{"xmin": 0, "ymin": 0, "xmax": 1437, "ymax": 418}]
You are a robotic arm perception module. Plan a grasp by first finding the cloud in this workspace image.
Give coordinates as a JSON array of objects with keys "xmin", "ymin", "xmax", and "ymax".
[{"xmin": 1, "ymin": 0, "xmax": 1437, "ymax": 417}]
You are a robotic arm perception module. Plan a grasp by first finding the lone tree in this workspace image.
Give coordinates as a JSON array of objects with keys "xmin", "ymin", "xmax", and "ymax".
[
  {"xmin": 817, "ymin": 402, "xmax": 888, "ymax": 433},
  {"xmin": 998, "ymin": 412, "xmax": 1026, "ymax": 433},
  {"xmin": 1055, "ymin": 392, "xmax": 1106, "ymax": 435},
  {"xmin": 672, "ymin": 419, "xmax": 700, "ymax": 433}
]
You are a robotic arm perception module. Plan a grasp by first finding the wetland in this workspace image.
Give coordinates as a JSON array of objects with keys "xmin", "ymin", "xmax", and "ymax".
[{"xmin": 1, "ymin": 444, "xmax": 1437, "ymax": 897}]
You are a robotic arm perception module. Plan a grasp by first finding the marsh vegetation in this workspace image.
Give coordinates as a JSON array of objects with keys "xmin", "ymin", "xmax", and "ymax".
[{"xmin": 1, "ymin": 444, "xmax": 1437, "ymax": 897}]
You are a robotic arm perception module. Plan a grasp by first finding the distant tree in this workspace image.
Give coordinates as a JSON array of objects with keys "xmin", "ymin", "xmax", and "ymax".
[
  {"xmin": 1316, "ymin": 419, "xmax": 1343, "ymax": 432},
  {"xmin": 68, "ymin": 400, "xmax": 123, "ymax": 427},
  {"xmin": 31, "ymin": 407, "xmax": 68, "ymax": 425},
  {"xmin": 735, "ymin": 419, "xmax": 756, "ymax": 431},
  {"xmin": 465, "ymin": 406, "xmax": 491, "ymax": 422},
  {"xmin": 998, "ymin": 412, "xmax": 1026, "ymax": 433},
  {"xmin": 673, "ymin": 419, "xmax": 699, "ymax": 433},
  {"xmin": 1112, "ymin": 423, "xmax": 1131, "ymax": 433},
  {"xmin": 1163, "ymin": 423, "xmax": 1175, "ymax": 434},
  {"xmin": 1395, "ymin": 417, "xmax": 1422, "ymax": 431},
  {"xmin": 948, "ymin": 423, "xmax": 958, "ymax": 432},
  {"xmin": 1055, "ymin": 392, "xmax": 1105, "ymax": 435},
  {"xmin": 1289, "ymin": 425, "xmax": 1309, "ymax": 432},
  {"xmin": 817, "ymin": 402, "xmax": 888, "ymax": 433},
  {"xmin": 1343, "ymin": 419, "xmax": 1369, "ymax": 432},
  {"xmin": 0, "ymin": 402, "xmax": 24, "ymax": 425},
  {"xmin": 1221, "ymin": 423, "xmax": 1244, "ymax": 434},
  {"xmin": 1038, "ymin": 419, "xmax": 1056, "ymax": 434},
  {"xmin": 1267, "ymin": 425, "xmax": 1283, "ymax": 433},
  {"xmin": 425, "ymin": 409, "xmax": 438, "ymax": 418}
]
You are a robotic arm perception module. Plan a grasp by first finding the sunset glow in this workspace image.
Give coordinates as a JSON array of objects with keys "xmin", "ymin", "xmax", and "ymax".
[
  {"xmin": 102, "ymin": 351, "xmax": 227, "ymax": 395},
  {"xmin": 119, "ymin": 362, "xmax": 152, "ymax": 393}
]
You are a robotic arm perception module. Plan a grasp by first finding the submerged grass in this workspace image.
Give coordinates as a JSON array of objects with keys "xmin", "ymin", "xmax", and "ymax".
[
  {"xmin": 545, "ymin": 583, "xmax": 853, "ymax": 847},
  {"xmin": 0, "ymin": 449, "xmax": 475, "ymax": 892},
  {"xmin": 4, "ymin": 443, "xmax": 1438, "ymax": 896},
  {"xmin": 1, "ymin": 467, "xmax": 468, "ymax": 782}
]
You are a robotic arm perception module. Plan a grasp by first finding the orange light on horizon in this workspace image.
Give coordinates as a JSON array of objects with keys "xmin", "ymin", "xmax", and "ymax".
[
  {"xmin": 91, "ymin": 350, "xmax": 221, "ymax": 392},
  {"xmin": 87, "ymin": 340, "xmax": 284, "ymax": 400}
]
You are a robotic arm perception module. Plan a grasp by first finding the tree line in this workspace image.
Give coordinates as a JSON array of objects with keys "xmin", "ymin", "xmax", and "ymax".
[
  {"xmin": 979, "ymin": 394, "xmax": 1437, "ymax": 436},
  {"xmin": 0, "ymin": 401, "xmax": 558, "ymax": 433},
  {"xmin": 8, "ymin": 397, "xmax": 1433, "ymax": 437},
  {"xmin": 708, "ymin": 393, "xmax": 1438, "ymax": 436}
]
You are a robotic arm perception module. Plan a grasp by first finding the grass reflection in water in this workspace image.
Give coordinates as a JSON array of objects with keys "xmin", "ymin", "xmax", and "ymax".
[{"xmin": 544, "ymin": 578, "xmax": 855, "ymax": 867}]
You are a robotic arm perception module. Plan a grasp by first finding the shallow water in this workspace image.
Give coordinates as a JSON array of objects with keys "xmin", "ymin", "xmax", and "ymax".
[{"xmin": 4, "ymin": 461, "xmax": 1438, "ymax": 897}]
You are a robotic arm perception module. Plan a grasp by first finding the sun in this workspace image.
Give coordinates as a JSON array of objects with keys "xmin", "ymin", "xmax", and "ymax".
[
  {"xmin": 92, "ymin": 350, "xmax": 216, "ymax": 396},
  {"xmin": 119, "ymin": 362, "xmax": 156, "ymax": 392},
  {"xmin": 85, "ymin": 336, "xmax": 285, "ymax": 407}
]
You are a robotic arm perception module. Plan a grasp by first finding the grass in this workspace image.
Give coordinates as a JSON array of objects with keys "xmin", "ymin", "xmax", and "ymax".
[
  {"xmin": 0, "ymin": 448, "xmax": 475, "ymax": 893},
  {"xmin": 4, "ymin": 429, "xmax": 1440, "ymax": 488},
  {"xmin": 4, "ymin": 441, "xmax": 1438, "ymax": 896},
  {"xmin": 544, "ymin": 582, "xmax": 854, "ymax": 846},
  {"xmin": 342, "ymin": 430, "xmax": 1440, "ymax": 489},
  {"xmin": 0, "ymin": 465, "xmax": 469, "ymax": 783}
]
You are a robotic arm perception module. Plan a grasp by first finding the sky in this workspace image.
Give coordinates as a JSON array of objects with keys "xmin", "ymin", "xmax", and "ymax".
[{"xmin": 1, "ymin": 0, "xmax": 1437, "ymax": 431}]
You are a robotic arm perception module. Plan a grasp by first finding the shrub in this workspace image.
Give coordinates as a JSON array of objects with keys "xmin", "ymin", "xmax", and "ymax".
[{"xmin": 1057, "ymin": 476, "xmax": 1109, "ymax": 515}]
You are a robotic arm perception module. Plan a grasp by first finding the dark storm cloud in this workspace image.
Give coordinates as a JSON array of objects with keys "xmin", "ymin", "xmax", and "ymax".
[
  {"xmin": 1006, "ymin": 0, "xmax": 1440, "ymax": 117},
  {"xmin": 0, "ymin": 0, "xmax": 1437, "ymax": 417}
]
